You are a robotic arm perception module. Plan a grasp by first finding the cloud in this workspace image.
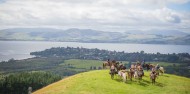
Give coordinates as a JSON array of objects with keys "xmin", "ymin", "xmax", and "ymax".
[{"xmin": 0, "ymin": 0, "xmax": 189, "ymax": 33}]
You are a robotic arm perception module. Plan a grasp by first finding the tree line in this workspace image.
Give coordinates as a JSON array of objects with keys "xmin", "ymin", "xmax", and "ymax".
[{"xmin": 30, "ymin": 47, "xmax": 190, "ymax": 63}]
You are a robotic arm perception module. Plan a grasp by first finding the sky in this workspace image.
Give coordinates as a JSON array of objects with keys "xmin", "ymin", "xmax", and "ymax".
[{"xmin": 0, "ymin": 0, "xmax": 190, "ymax": 33}]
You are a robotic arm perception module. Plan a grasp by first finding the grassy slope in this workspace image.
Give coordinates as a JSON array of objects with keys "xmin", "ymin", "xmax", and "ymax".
[{"xmin": 33, "ymin": 70, "xmax": 190, "ymax": 94}]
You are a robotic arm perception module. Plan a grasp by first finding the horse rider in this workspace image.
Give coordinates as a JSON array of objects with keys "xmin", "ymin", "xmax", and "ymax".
[
  {"xmin": 150, "ymin": 70, "xmax": 156, "ymax": 79},
  {"xmin": 122, "ymin": 64, "xmax": 127, "ymax": 70},
  {"xmin": 107, "ymin": 59, "xmax": 111, "ymax": 66},
  {"xmin": 107, "ymin": 59, "xmax": 110, "ymax": 63},
  {"xmin": 138, "ymin": 65, "xmax": 144, "ymax": 76},
  {"xmin": 141, "ymin": 60, "xmax": 145, "ymax": 68},
  {"xmin": 110, "ymin": 64, "xmax": 115, "ymax": 74}
]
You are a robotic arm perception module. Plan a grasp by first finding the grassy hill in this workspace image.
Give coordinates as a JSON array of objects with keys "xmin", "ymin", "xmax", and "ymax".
[{"xmin": 33, "ymin": 70, "xmax": 190, "ymax": 94}]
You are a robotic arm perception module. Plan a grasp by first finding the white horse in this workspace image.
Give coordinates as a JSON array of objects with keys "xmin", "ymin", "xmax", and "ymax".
[
  {"xmin": 159, "ymin": 67, "xmax": 164, "ymax": 75},
  {"xmin": 134, "ymin": 70, "xmax": 138, "ymax": 79},
  {"xmin": 118, "ymin": 70, "xmax": 127, "ymax": 82}
]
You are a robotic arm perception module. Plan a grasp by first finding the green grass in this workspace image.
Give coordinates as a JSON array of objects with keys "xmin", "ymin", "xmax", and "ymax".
[
  {"xmin": 61, "ymin": 59, "xmax": 129, "ymax": 70},
  {"xmin": 59, "ymin": 59, "xmax": 103, "ymax": 72},
  {"xmin": 33, "ymin": 70, "xmax": 190, "ymax": 94}
]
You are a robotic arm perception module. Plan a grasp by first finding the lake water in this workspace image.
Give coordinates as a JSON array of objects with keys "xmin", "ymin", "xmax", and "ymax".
[{"xmin": 0, "ymin": 41, "xmax": 190, "ymax": 61}]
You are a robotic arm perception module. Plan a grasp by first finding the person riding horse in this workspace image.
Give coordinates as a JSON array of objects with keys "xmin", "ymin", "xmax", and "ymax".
[
  {"xmin": 103, "ymin": 59, "xmax": 111, "ymax": 69},
  {"xmin": 110, "ymin": 64, "xmax": 115, "ymax": 71},
  {"xmin": 150, "ymin": 70, "xmax": 157, "ymax": 84},
  {"xmin": 110, "ymin": 64, "xmax": 116, "ymax": 79},
  {"xmin": 118, "ymin": 63, "xmax": 126, "ymax": 70}
]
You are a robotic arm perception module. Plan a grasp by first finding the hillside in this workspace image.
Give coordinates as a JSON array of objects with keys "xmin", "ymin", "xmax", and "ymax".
[
  {"xmin": 0, "ymin": 28, "xmax": 189, "ymax": 45},
  {"xmin": 33, "ymin": 70, "xmax": 190, "ymax": 94}
]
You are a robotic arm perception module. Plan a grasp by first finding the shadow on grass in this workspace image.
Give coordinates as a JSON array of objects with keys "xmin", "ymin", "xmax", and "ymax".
[
  {"xmin": 113, "ymin": 78, "xmax": 122, "ymax": 82},
  {"xmin": 161, "ymin": 75, "xmax": 169, "ymax": 77},
  {"xmin": 141, "ymin": 79, "xmax": 151, "ymax": 84},
  {"xmin": 112, "ymin": 77, "xmax": 133, "ymax": 84},
  {"xmin": 137, "ymin": 81, "xmax": 149, "ymax": 87},
  {"xmin": 112, "ymin": 76, "xmax": 165, "ymax": 87},
  {"xmin": 155, "ymin": 82, "xmax": 165, "ymax": 87}
]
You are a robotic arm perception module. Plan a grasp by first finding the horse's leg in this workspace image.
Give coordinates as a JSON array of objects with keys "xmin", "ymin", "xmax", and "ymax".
[
  {"xmin": 152, "ymin": 79, "xmax": 154, "ymax": 84},
  {"xmin": 140, "ymin": 76, "xmax": 142, "ymax": 80},
  {"xmin": 158, "ymin": 71, "xmax": 159, "ymax": 76},
  {"xmin": 151, "ymin": 79, "xmax": 153, "ymax": 84},
  {"xmin": 122, "ymin": 73, "xmax": 126, "ymax": 82},
  {"xmin": 110, "ymin": 71, "xmax": 114, "ymax": 79},
  {"xmin": 111, "ymin": 74, "xmax": 114, "ymax": 79}
]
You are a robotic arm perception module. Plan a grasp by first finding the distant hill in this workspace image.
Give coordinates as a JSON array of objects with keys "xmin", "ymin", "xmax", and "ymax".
[
  {"xmin": 33, "ymin": 70, "xmax": 190, "ymax": 94},
  {"xmin": 0, "ymin": 28, "xmax": 189, "ymax": 45}
]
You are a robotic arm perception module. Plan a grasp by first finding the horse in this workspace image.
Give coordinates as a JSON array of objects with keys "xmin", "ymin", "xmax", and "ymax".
[
  {"xmin": 156, "ymin": 67, "xmax": 164, "ymax": 76},
  {"xmin": 118, "ymin": 70, "xmax": 127, "ymax": 82},
  {"xmin": 143, "ymin": 64, "xmax": 155, "ymax": 71},
  {"xmin": 127, "ymin": 68, "xmax": 134, "ymax": 81},
  {"xmin": 138, "ymin": 70, "xmax": 143, "ymax": 80},
  {"xmin": 134, "ymin": 70, "xmax": 143, "ymax": 80},
  {"xmin": 159, "ymin": 67, "xmax": 164, "ymax": 75},
  {"xmin": 137, "ymin": 65, "xmax": 143, "ymax": 71},
  {"xmin": 143, "ymin": 64, "xmax": 150, "ymax": 71},
  {"xmin": 150, "ymin": 72, "xmax": 157, "ymax": 84},
  {"xmin": 103, "ymin": 60, "xmax": 118, "ymax": 69},
  {"xmin": 103, "ymin": 61, "xmax": 111, "ymax": 69}
]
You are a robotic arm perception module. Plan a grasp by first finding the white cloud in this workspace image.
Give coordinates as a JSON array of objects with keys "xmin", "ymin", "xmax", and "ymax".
[{"xmin": 0, "ymin": 0, "xmax": 189, "ymax": 33}]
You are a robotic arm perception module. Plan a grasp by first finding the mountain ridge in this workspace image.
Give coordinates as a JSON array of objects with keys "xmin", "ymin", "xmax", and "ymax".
[{"xmin": 0, "ymin": 28, "xmax": 189, "ymax": 45}]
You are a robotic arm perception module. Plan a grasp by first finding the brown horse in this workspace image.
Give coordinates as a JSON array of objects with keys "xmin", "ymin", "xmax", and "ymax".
[
  {"xmin": 103, "ymin": 62, "xmax": 110, "ymax": 69},
  {"xmin": 103, "ymin": 60, "xmax": 118, "ymax": 69},
  {"xmin": 150, "ymin": 72, "xmax": 157, "ymax": 84},
  {"xmin": 143, "ymin": 64, "xmax": 155, "ymax": 71},
  {"xmin": 127, "ymin": 68, "xmax": 135, "ymax": 81},
  {"xmin": 134, "ymin": 70, "xmax": 143, "ymax": 80}
]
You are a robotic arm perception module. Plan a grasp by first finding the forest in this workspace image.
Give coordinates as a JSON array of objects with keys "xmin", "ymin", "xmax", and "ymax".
[{"xmin": 0, "ymin": 72, "xmax": 61, "ymax": 94}]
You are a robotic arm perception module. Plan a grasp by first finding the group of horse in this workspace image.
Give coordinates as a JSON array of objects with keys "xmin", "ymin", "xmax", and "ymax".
[{"xmin": 103, "ymin": 60, "xmax": 165, "ymax": 84}]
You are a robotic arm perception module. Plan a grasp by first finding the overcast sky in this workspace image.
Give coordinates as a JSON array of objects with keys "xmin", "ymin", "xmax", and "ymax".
[{"xmin": 0, "ymin": 0, "xmax": 190, "ymax": 33}]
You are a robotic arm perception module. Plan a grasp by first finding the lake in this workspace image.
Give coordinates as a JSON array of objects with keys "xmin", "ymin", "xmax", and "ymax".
[{"xmin": 0, "ymin": 41, "xmax": 190, "ymax": 61}]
